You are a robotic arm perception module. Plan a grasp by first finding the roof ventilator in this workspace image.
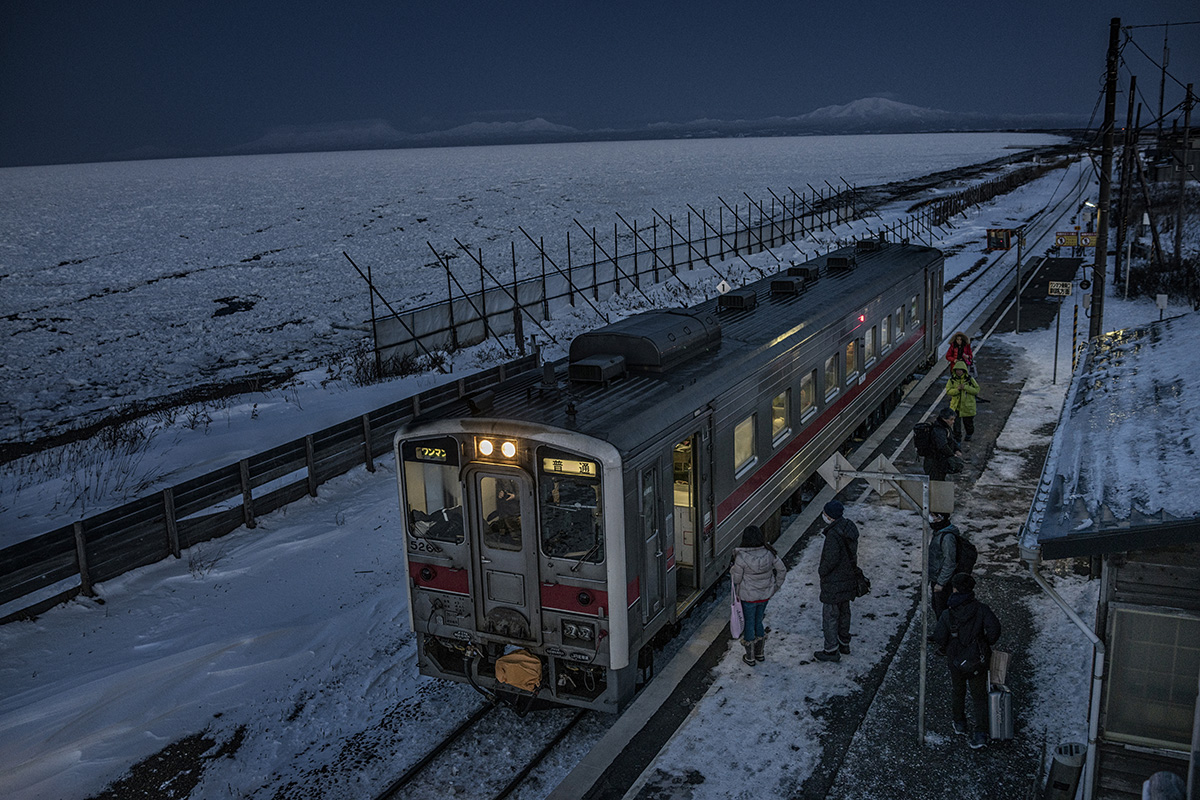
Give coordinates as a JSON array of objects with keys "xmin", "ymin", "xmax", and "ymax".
[
  {"xmin": 718, "ymin": 288, "xmax": 758, "ymax": 311},
  {"xmin": 787, "ymin": 264, "xmax": 819, "ymax": 282},
  {"xmin": 568, "ymin": 354, "xmax": 627, "ymax": 385},
  {"xmin": 466, "ymin": 390, "xmax": 495, "ymax": 416},
  {"xmin": 856, "ymin": 238, "xmax": 883, "ymax": 253},
  {"xmin": 826, "ymin": 255, "xmax": 856, "ymax": 271}
]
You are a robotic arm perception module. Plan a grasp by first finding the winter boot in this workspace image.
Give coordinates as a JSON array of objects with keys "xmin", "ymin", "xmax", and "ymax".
[
  {"xmin": 813, "ymin": 649, "xmax": 840, "ymax": 662},
  {"xmin": 838, "ymin": 639, "xmax": 851, "ymax": 656},
  {"xmin": 742, "ymin": 640, "xmax": 757, "ymax": 666},
  {"xmin": 754, "ymin": 634, "xmax": 766, "ymax": 662}
]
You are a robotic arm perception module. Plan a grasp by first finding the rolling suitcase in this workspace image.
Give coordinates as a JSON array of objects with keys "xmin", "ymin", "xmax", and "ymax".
[{"xmin": 988, "ymin": 682, "xmax": 1014, "ymax": 740}]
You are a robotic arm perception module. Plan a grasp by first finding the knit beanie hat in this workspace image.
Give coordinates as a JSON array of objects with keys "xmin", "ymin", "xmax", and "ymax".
[{"xmin": 823, "ymin": 500, "xmax": 844, "ymax": 519}]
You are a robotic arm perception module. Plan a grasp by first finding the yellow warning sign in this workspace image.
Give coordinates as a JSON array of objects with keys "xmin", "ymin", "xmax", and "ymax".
[
  {"xmin": 1078, "ymin": 233, "xmax": 1096, "ymax": 248},
  {"xmin": 1055, "ymin": 232, "xmax": 1078, "ymax": 247}
]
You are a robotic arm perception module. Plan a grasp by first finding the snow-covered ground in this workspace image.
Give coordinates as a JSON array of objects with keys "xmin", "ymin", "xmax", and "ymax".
[
  {"xmin": 0, "ymin": 132, "xmax": 1068, "ymax": 546},
  {"xmin": 0, "ymin": 132, "xmax": 1062, "ymax": 449},
  {"xmin": 4, "ymin": 140, "xmax": 1184, "ymax": 800}
]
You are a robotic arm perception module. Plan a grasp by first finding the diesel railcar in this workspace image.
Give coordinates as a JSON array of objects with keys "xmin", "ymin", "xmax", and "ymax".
[{"xmin": 394, "ymin": 239, "xmax": 944, "ymax": 712}]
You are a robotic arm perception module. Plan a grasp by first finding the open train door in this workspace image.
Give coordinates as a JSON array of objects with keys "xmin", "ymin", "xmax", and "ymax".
[
  {"xmin": 672, "ymin": 411, "xmax": 713, "ymax": 614},
  {"xmin": 467, "ymin": 469, "xmax": 541, "ymax": 645}
]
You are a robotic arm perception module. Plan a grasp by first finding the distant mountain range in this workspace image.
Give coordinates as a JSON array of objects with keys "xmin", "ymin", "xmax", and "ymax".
[{"xmin": 223, "ymin": 97, "xmax": 1090, "ymax": 157}]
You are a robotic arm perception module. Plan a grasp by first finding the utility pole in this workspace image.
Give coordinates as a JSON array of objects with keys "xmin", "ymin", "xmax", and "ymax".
[
  {"xmin": 1115, "ymin": 74, "xmax": 1137, "ymax": 288},
  {"xmin": 1176, "ymin": 84, "xmax": 1193, "ymax": 271},
  {"xmin": 1091, "ymin": 17, "xmax": 1120, "ymax": 340},
  {"xmin": 1158, "ymin": 23, "xmax": 1169, "ymax": 140}
]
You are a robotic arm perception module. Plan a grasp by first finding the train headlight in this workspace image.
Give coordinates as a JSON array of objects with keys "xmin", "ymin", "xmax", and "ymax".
[
  {"xmin": 478, "ymin": 439, "xmax": 494, "ymax": 456},
  {"xmin": 500, "ymin": 441, "xmax": 517, "ymax": 458}
]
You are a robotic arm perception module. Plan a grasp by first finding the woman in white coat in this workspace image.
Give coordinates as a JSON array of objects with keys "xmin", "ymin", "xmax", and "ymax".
[{"xmin": 730, "ymin": 525, "xmax": 787, "ymax": 666}]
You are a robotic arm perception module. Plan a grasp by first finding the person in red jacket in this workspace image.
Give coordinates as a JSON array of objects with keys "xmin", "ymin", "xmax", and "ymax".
[{"xmin": 945, "ymin": 331, "xmax": 975, "ymax": 375}]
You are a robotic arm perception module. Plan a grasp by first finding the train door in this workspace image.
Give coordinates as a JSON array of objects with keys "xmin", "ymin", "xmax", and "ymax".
[
  {"xmin": 673, "ymin": 433, "xmax": 703, "ymax": 609},
  {"xmin": 639, "ymin": 463, "xmax": 668, "ymax": 625},
  {"xmin": 469, "ymin": 469, "xmax": 541, "ymax": 644}
]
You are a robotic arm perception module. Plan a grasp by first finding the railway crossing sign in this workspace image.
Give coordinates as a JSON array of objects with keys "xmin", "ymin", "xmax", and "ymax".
[
  {"xmin": 816, "ymin": 451, "xmax": 855, "ymax": 491},
  {"xmin": 1048, "ymin": 281, "xmax": 1073, "ymax": 297}
]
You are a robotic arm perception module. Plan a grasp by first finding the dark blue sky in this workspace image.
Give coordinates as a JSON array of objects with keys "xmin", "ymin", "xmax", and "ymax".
[{"xmin": 2, "ymin": 1, "xmax": 1197, "ymax": 166}]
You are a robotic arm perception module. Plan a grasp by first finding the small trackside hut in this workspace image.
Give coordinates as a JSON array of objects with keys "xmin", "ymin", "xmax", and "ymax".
[
  {"xmin": 1021, "ymin": 311, "xmax": 1200, "ymax": 799},
  {"xmin": 395, "ymin": 240, "xmax": 944, "ymax": 712}
]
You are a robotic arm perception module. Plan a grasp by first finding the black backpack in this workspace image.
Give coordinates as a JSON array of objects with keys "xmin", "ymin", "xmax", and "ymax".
[
  {"xmin": 913, "ymin": 422, "xmax": 935, "ymax": 458},
  {"xmin": 937, "ymin": 526, "xmax": 978, "ymax": 577},
  {"xmin": 948, "ymin": 611, "xmax": 988, "ymax": 676}
]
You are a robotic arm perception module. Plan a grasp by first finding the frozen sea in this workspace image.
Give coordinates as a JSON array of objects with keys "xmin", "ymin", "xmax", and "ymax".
[{"xmin": 0, "ymin": 132, "xmax": 1064, "ymax": 445}]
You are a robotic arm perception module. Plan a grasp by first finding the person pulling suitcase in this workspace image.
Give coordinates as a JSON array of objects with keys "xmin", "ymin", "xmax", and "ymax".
[{"xmin": 931, "ymin": 573, "xmax": 1002, "ymax": 749}]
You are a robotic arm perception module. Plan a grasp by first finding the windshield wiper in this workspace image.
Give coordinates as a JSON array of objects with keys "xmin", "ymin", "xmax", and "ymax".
[{"xmin": 570, "ymin": 540, "xmax": 602, "ymax": 572}]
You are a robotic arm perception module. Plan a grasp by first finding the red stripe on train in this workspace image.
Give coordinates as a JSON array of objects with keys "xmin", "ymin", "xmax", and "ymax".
[
  {"xmin": 718, "ymin": 331, "xmax": 923, "ymax": 521},
  {"xmin": 541, "ymin": 582, "xmax": 609, "ymax": 617},
  {"xmin": 408, "ymin": 560, "xmax": 470, "ymax": 594}
]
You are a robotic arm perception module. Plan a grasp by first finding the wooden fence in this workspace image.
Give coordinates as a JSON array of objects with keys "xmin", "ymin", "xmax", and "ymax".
[{"xmin": 0, "ymin": 356, "xmax": 539, "ymax": 623}]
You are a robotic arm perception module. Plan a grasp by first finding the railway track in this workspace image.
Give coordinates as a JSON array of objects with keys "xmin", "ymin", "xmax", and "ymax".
[
  {"xmin": 375, "ymin": 701, "xmax": 589, "ymax": 800},
  {"xmin": 942, "ymin": 163, "xmax": 1090, "ymax": 320}
]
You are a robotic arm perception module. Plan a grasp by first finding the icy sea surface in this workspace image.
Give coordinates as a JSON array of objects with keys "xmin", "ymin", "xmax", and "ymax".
[{"xmin": 0, "ymin": 132, "xmax": 1063, "ymax": 442}]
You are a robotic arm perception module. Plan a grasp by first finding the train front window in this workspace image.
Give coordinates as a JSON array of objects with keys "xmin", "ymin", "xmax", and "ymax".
[
  {"xmin": 538, "ymin": 448, "xmax": 604, "ymax": 563},
  {"xmin": 480, "ymin": 475, "xmax": 522, "ymax": 551},
  {"xmin": 401, "ymin": 438, "xmax": 464, "ymax": 544}
]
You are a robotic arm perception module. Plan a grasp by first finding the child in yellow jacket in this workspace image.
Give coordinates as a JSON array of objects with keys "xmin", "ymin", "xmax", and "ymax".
[{"xmin": 946, "ymin": 361, "xmax": 980, "ymax": 441}]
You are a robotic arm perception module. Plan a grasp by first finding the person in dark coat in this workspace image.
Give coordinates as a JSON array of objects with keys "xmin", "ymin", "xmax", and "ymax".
[
  {"xmin": 923, "ymin": 407, "xmax": 962, "ymax": 481},
  {"xmin": 932, "ymin": 573, "xmax": 1002, "ymax": 749},
  {"xmin": 815, "ymin": 500, "xmax": 859, "ymax": 663}
]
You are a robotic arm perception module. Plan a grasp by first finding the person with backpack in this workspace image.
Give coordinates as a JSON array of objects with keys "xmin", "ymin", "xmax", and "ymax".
[
  {"xmin": 927, "ymin": 512, "xmax": 960, "ymax": 621},
  {"xmin": 932, "ymin": 573, "xmax": 1002, "ymax": 749},
  {"xmin": 946, "ymin": 361, "xmax": 981, "ymax": 442},
  {"xmin": 814, "ymin": 500, "xmax": 859, "ymax": 663},
  {"xmin": 921, "ymin": 407, "xmax": 962, "ymax": 481},
  {"xmin": 730, "ymin": 525, "xmax": 787, "ymax": 666}
]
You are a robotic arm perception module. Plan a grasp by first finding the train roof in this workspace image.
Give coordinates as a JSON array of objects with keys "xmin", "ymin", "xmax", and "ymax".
[{"xmin": 411, "ymin": 240, "xmax": 943, "ymax": 454}]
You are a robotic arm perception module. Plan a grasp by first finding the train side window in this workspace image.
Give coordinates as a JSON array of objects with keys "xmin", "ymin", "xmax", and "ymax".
[
  {"xmin": 734, "ymin": 414, "xmax": 757, "ymax": 477},
  {"xmin": 881, "ymin": 316, "xmax": 892, "ymax": 351},
  {"xmin": 800, "ymin": 370, "xmax": 817, "ymax": 421},
  {"xmin": 537, "ymin": 448, "xmax": 603, "ymax": 563},
  {"xmin": 402, "ymin": 438, "xmax": 465, "ymax": 544},
  {"xmin": 844, "ymin": 341, "xmax": 859, "ymax": 386},
  {"xmin": 895, "ymin": 306, "xmax": 905, "ymax": 336},
  {"xmin": 824, "ymin": 355, "xmax": 839, "ymax": 401},
  {"xmin": 771, "ymin": 389, "xmax": 791, "ymax": 446},
  {"xmin": 865, "ymin": 326, "xmax": 876, "ymax": 367},
  {"xmin": 909, "ymin": 295, "xmax": 920, "ymax": 327}
]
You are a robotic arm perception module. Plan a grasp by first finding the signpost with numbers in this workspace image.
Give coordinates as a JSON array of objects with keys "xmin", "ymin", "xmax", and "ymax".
[{"xmin": 1049, "ymin": 281, "xmax": 1073, "ymax": 383}]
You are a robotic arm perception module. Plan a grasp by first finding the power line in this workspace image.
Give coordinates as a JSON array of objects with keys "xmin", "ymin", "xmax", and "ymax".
[{"xmin": 1121, "ymin": 28, "xmax": 1192, "ymax": 91}]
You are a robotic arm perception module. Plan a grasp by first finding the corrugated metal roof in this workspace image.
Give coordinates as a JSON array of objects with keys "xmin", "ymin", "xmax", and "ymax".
[{"xmin": 1022, "ymin": 310, "xmax": 1200, "ymax": 559}]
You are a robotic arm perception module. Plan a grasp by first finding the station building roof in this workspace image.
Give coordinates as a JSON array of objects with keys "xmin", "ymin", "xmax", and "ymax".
[{"xmin": 1022, "ymin": 310, "xmax": 1200, "ymax": 560}]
